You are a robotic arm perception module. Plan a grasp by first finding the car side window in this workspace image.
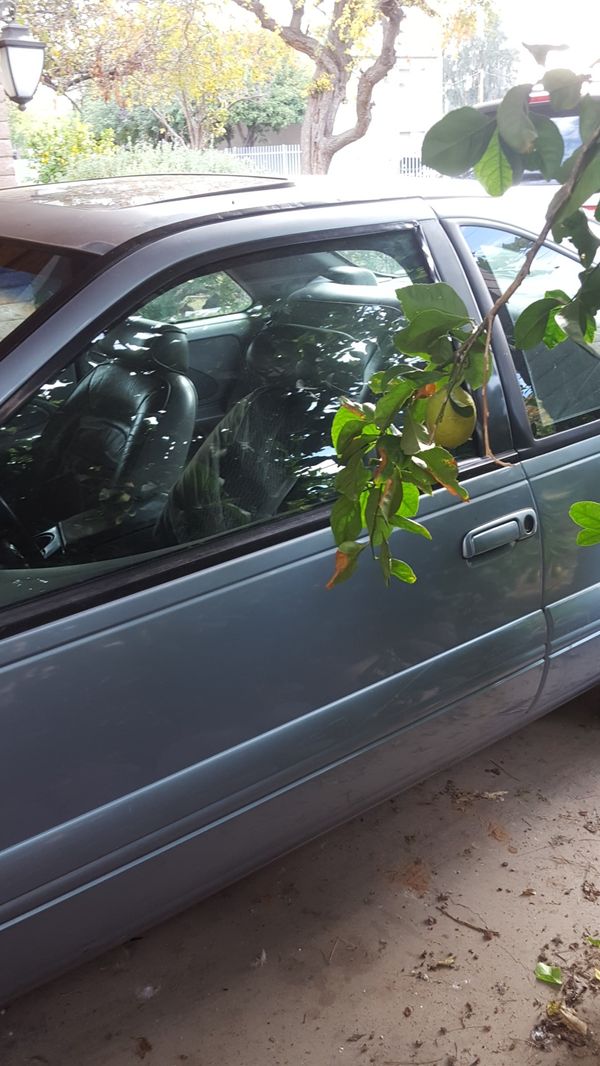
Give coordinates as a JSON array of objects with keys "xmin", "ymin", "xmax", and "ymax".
[
  {"xmin": 462, "ymin": 224, "xmax": 600, "ymax": 437},
  {"xmin": 140, "ymin": 272, "xmax": 252, "ymax": 323},
  {"xmin": 0, "ymin": 228, "xmax": 474, "ymax": 610}
]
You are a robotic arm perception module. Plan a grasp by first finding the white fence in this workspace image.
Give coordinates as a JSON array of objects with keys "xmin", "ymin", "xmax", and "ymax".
[
  {"xmin": 398, "ymin": 155, "xmax": 439, "ymax": 180},
  {"xmin": 219, "ymin": 143, "xmax": 439, "ymax": 180},
  {"xmin": 220, "ymin": 143, "xmax": 303, "ymax": 177}
]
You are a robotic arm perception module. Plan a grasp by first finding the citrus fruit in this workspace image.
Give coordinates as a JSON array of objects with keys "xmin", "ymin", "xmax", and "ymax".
[{"xmin": 425, "ymin": 385, "xmax": 476, "ymax": 449}]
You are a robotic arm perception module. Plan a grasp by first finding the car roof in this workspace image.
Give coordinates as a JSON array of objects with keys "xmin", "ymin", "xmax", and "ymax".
[{"xmin": 0, "ymin": 173, "xmax": 558, "ymax": 256}]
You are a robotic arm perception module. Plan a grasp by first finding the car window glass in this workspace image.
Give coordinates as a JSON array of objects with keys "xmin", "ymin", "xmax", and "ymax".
[
  {"xmin": 462, "ymin": 224, "xmax": 600, "ymax": 437},
  {"xmin": 0, "ymin": 239, "xmax": 92, "ymax": 344},
  {"xmin": 140, "ymin": 272, "xmax": 251, "ymax": 322},
  {"xmin": 0, "ymin": 228, "xmax": 476, "ymax": 610}
]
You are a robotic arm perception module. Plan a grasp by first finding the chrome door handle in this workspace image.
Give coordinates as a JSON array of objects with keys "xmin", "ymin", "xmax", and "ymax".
[{"xmin": 462, "ymin": 509, "xmax": 538, "ymax": 559}]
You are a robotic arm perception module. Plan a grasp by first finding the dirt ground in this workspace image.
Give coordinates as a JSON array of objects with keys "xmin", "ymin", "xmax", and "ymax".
[{"xmin": 4, "ymin": 691, "xmax": 600, "ymax": 1066}]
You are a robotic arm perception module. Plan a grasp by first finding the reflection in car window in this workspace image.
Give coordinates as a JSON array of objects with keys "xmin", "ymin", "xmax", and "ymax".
[
  {"xmin": 462, "ymin": 224, "xmax": 600, "ymax": 437},
  {"xmin": 0, "ymin": 228, "xmax": 475, "ymax": 609},
  {"xmin": 0, "ymin": 239, "xmax": 91, "ymax": 343},
  {"xmin": 140, "ymin": 272, "xmax": 252, "ymax": 322}
]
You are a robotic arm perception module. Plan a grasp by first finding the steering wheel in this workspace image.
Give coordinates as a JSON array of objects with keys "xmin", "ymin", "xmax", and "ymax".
[{"xmin": 0, "ymin": 493, "xmax": 47, "ymax": 566}]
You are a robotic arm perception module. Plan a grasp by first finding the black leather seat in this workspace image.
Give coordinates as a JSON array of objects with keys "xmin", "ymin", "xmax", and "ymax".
[
  {"xmin": 33, "ymin": 318, "xmax": 197, "ymax": 528},
  {"xmin": 157, "ymin": 319, "xmax": 370, "ymax": 546}
]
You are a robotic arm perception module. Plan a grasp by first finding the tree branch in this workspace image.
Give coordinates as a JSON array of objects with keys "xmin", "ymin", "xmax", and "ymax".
[
  {"xmin": 231, "ymin": 0, "xmax": 325, "ymax": 66},
  {"xmin": 325, "ymin": 0, "xmax": 404, "ymax": 156}
]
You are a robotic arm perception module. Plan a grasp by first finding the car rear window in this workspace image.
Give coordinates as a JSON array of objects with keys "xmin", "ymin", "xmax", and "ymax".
[{"xmin": 0, "ymin": 239, "xmax": 91, "ymax": 344}]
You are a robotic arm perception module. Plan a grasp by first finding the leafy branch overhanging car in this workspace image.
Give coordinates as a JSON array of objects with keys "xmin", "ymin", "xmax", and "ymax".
[{"xmin": 0, "ymin": 173, "xmax": 599, "ymax": 1002}]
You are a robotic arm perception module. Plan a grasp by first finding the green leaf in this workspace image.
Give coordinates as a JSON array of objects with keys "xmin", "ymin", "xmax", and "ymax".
[
  {"xmin": 422, "ymin": 107, "xmax": 495, "ymax": 177},
  {"xmin": 497, "ymin": 84, "xmax": 536, "ymax": 153},
  {"xmin": 334, "ymin": 455, "xmax": 370, "ymax": 499},
  {"xmin": 474, "ymin": 130, "xmax": 514, "ymax": 196},
  {"xmin": 561, "ymin": 296, "xmax": 597, "ymax": 345},
  {"xmin": 401, "ymin": 409, "xmax": 428, "ymax": 455},
  {"xmin": 420, "ymin": 446, "xmax": 469, "ymax": 500},
  {"xmin": 570, "ymin": 501, "xmax": 600, "ymax": 545},
  {"xmin": 396, "ymin": 481, "xmax": 420, "ymax": 517},
  {"xmin": 578, "ymin": 263, "xmax": 600, "ymax": 317},
  {"xmin": 391, "ymin": 514, "xmax": 432, "ymax": 540},
  {"xmin": 394, "ymin": 308, "xmax": 470, "ymax": 357},
  {"xmin": 542, "ymin": 308, "xmax": 568, "ymax": 348},
  {"xmin": 534, "ymin": 962, "xmax": 563, "ymax": 986},
  {"xmin": 332, "ymin": 412, "xmax": 367, "ymax": 455},
  {"xmin": 530, "ymin": 114, "xmax": 565, "ymax": 180},
  {"xmin": 331, "ymin": 495, "xmax": 362, "ymax": 546},
  {"xmin": 331, "ymin": 405, "xmax": 366, "ymax": 450},
  {"xmin": 514, "ymin": 297, "xmax": 564, "ymax": 349},
  {"xmin": 396, "ymin": 282, "xmax": 470, "ymax": 322},
  {"xmin": 390, "ymin": 558, "xmax": 417, "ymax": 584},
  {"xmin": 550, "ymin": 148, "xmax": 600, "ymax": 223},
  {"xmin": 463, "ymin": 349, "xmax": 491, "ymax": 390},
  {"xmin": 374, "ymin": 380, "xmax": 415, "ymax": 429},
  {"xmin": 364, "ymin": 486, "xmax": 390, "ymax": 547},
  {"xmin": 380, "ymin": 469, "xmax": 404, "ymax": 517},
  {"xmin": 580, "ymin": 95, "xmax": 600, "ymax": 143},
  {"xmin": 543, "ymin": 69, "xmax": 586, "ymax": 111},
  {"xmin": 552, "ymin": 210, "xmax": 600, "ymax": 268},
  {"xmin": 585, "ymin": 935, "xmax": 600, "ymax": 948},
  {"xmin": 404, "ymin": 461, "xmax": 434, "ymax": 495}
]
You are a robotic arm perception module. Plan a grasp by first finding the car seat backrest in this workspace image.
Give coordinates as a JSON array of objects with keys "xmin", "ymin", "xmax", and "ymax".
[
  {"xmin": 35, "ymin": 317, "xmax": 197, "ymax": 527},
  {"xmin": 92, "ymin": 316, "xmax": 190, "ymax": 374}
]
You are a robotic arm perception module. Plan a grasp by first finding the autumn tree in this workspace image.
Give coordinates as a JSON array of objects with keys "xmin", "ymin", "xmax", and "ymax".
[
  {"xmin": 17, "ymin": 0, "xmax": 119, "ymax": 100},
  {"xmin": 230, "ymin": 0, "xmax": 487, "ymax": 174},
  {"xmin": 97, "ymin": 0, "xmax": 293, "ymax": 150}
]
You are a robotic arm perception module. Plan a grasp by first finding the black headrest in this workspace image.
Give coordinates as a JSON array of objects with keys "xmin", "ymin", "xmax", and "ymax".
[
  {"xmin": 93, "ymin": 317, "xmax": 189, "ymax": 374},
  {"xmin": 246, "ymin": 322, "xmax": 373, "ymax": 396},
  {"xmin": 289, "ymin": 278, "xmax": 402, "ymax": 311},
  {"xmin": 324, "ymin": 264, "xmax": 378, "ymax": 286}
]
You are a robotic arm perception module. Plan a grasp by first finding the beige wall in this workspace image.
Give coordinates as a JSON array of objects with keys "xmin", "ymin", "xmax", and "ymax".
[{"xmin": 0, "ymin": 91, "xmax": 16, "ymax": 189}]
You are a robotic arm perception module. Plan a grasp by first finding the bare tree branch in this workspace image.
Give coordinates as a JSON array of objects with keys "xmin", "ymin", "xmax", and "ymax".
[{"xmin": 232, "ymin": 0, "xmax": 325, "ymax": 66}]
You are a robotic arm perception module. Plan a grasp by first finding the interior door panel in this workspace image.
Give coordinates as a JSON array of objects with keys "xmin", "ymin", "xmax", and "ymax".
[{"xmin": 182, "ymin": 314, "xmax": 253, "ymax": 437}]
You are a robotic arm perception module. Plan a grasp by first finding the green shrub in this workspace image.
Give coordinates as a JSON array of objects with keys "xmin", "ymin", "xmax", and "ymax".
[
  {"xmin": 59, "ymin": 142, "xmax": 257, "ymax": 181},
  {"xmin": 26, "ymin": 117, "xmax": 115, "ymax": 183}
]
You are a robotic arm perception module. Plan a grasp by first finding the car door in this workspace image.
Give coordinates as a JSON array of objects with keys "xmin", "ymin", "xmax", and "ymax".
[
  {"xmin": 452, "ymin": 219, "xmax": 600, "ymax": 713},
  {"xmin": 0, "ymin": 205, "xmax": 544, "ymax": 1002}
]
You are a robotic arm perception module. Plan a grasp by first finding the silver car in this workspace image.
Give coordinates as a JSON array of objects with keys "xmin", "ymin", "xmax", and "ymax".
[{"xmin": 0, "ymin": 175, "xmax": 599, "ymax": 1003}]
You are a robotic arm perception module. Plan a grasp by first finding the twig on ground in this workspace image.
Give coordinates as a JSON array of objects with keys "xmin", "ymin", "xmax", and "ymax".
[{"xmin": 436, "ymin": 906, "xmax": 499, "ymax": 939}]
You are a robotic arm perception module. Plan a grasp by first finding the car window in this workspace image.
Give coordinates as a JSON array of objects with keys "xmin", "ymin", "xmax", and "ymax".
[
  {"xmin": 0, "ymin": 228, "xmax": 476, "ymax": 610},
  {"xmin": 140, "ymin": 272, "xmax": 252, "ymax": 322},
  {"xmin": 462, "ymin": 224, "xmax": 600, "ymax": 437},
  {"xmin": 0, "ymin": 239, "xmax": 92, "ymax": 344}
]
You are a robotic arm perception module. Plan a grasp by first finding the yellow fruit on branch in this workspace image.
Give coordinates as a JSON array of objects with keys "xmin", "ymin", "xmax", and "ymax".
[{"xmin": 425, "ymin": 385, "xmax": 477, "ymax": 449}]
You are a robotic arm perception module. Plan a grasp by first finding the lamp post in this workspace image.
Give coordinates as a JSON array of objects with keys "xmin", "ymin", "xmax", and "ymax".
[
  {"xmin": 0, "ymin": 2, "xmax": 45, "ymax": 110},
  {"xmin": 0, "ymin": 3, "xmax": 44, "ymax": 189}
]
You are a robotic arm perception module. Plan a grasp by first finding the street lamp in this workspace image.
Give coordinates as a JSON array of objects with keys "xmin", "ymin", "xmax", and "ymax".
[{"xmin": 0, "ymin": 2, "xmax": 44, "ymax": 110}]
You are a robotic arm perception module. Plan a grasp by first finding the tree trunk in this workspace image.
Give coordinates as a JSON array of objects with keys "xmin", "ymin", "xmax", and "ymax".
[
  {"xmin": 300, "ymin": 78, "xmax": 346, "ymax": 174},
  {"xmin": 0, "ymin": 92, "xmax": 16, "ymax": 190}
]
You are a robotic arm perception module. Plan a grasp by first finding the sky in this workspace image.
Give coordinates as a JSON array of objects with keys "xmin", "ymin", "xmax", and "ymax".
[{"xmin": 497, "ymin": 0, "xmax": 599, "ymax": 82}]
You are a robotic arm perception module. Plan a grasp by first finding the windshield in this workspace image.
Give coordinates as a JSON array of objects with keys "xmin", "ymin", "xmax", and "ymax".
[{"xmin": 0, "ymin": 240, "xmax": 91, "ymax": 343}]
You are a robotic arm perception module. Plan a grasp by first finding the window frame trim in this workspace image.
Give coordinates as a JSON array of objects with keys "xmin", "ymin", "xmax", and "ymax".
[{"xmin": 0, "ymin": 216, "xmax": 502, "ymax": 638}]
